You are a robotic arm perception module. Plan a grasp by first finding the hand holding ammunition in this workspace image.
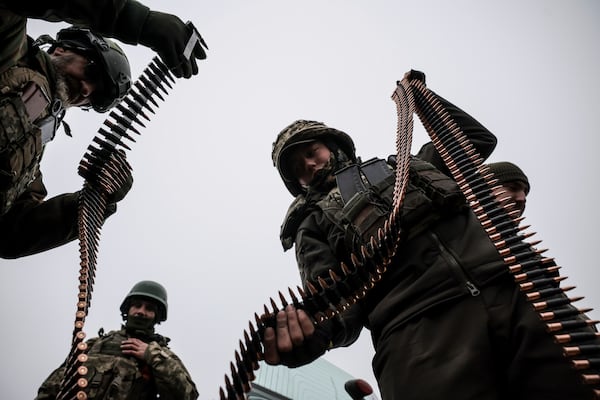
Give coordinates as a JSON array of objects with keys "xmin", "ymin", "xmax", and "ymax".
[
  {"xmin": 104, "ymin": 150, "xmax": 133, "ymax": 204},
  {"xmin": 403, "ymin": 69, "xmax": 426, "ymax": 85},
  {"xmin": 139, "ymin": 12, "xmax": 208, "ymax": 79},
  {"xmin": 263, "ymin": 305, "xmax": 330, "ymax": 368}
]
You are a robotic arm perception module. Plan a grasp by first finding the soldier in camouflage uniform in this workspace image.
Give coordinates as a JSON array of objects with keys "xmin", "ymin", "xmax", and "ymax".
[
  {"xmin": 263, "ymin": 71, "xmax": 598, "ymax": 400},
  {"xmin": 0, "ymin": 1, "xmax": 208, "ymax": 258},
  {"xmin": 36, "ymin": 280, "xmax": 199, "ymax": 400}
]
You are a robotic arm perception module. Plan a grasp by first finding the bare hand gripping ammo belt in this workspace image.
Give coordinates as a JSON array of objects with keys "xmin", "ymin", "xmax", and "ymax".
[
  {"xmin": 55, "ymin": 22, "xmax": 206, "ymax": 400},
  {"xmin": 217, "ymin": 77, "xmax": 600, "ymax": 400}
]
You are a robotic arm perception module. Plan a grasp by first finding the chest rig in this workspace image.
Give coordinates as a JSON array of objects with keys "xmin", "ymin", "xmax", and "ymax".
[
  {"xmin": 79, "ymin": 330, "xmax": 162, "ymax": 400},
  {"xmin": 320, "ymin": 157, "xmax": 467, "ymax": 252},
  {"xmin": 0, "ymin": 50, "xmax": 64, "ymax": 215}
]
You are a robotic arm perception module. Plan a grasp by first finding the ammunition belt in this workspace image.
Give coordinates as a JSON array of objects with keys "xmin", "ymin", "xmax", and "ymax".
[
  {"xmin": 218, "ymin": 76, "xmax": 600, "ymax": 400},
  {"xmin": 216, "ymin": 79, "xmax": 416, "ymax": 400},
  {"xmin": 55, "ymin": 57, "xmax": 177, "ymax": 400},
  {"xmin": 409, "ymin": 79, "xmax": 600, "ymax": 397}
]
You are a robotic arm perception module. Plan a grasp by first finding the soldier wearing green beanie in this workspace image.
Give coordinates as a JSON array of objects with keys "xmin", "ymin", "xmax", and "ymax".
[{"xmin": 487, "ymin": 161, "xmax": 530, "ymax": 216}]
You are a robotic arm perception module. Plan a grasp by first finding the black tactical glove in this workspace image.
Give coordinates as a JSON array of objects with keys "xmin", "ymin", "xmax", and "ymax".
[
  {"xmin": 139, "ymin": 11, "xmax": 208, "ymax": 79},
  {"xmin": 404, "ymin": 69, "xmax": 426, "ymax": 85}
]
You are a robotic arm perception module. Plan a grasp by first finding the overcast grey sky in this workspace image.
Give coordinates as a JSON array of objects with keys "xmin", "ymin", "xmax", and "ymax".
[{"xmin": 1, "ymin": 1, "xmax": 599, "ymax": 399}]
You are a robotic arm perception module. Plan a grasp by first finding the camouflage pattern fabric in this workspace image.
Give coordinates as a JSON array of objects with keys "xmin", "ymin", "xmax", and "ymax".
[
  {"xmin": 35, "ymin": 328, "xmax": 198, "ymax": 400},
  {"xmin": 0, "ymin": 93, "xmax": 43, "ymax": 215}
]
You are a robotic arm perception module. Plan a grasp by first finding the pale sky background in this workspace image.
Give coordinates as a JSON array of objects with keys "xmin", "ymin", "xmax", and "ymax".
[{"xmin": 1, "ymin": 1, "xmax": 599, "ymax": 399}]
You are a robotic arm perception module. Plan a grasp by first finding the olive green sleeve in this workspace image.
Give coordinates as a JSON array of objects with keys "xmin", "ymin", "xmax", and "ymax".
[
  {"xmin": 295, "ymin": 210, "xmax": 366, "ymax": 348},
  {"xmin": 0, "ymin": 172, "xmax": 77, "ymax": 258},
  {"xmin": 415, "ymin": 91, "xmax": 497, "ymax": 174},
  {"xmin": 0, "ymin": 0, "xmax": 150, "ymax": 45}
]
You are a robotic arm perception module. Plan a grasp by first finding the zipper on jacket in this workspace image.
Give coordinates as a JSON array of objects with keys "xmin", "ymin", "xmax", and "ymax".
[
  {"xmin": 430, "ymin": 231, "xmax": 481, "ymax": 297},
  {"xmin": 465, "ymin": 280, "xmax": 481, "ymax": 296}
]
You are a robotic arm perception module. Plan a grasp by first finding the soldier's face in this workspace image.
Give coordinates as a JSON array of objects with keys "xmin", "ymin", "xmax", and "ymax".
[
  {"xmin": 50, "ymin": 47, "xmax": 98, "ymax": 107},
  {"xmin": 289, "ymin": 140, "xmax": 332, "ymax": 186},
  {"xmin": 493, "ymin": 181, "xmax": 528, "ymax": 217},
  {"xmin": 128, "ymin": 299, "xmax": 157, "ymax": 321}
]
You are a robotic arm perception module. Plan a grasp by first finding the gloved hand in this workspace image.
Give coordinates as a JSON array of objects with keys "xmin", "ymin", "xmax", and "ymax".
[
  {"xmin": 139, "ymin": 11, "xmax": 208, "ymax": 79},
  {"xmin": 403, "ymin": 69, "xmax": 426, "ymax": 85},
  {"xmin": 104, "ymin": 150, "xmax": 133, "ymax": 204}
]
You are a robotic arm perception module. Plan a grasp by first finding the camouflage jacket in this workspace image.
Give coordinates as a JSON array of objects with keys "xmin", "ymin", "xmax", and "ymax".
[
  {"xmin": 35, "ymin": 328, "xmax": 199, "ymax": 400},
  {"xmin": 0, "ymin": 0, "xmax": 150, "ymax": 258}
]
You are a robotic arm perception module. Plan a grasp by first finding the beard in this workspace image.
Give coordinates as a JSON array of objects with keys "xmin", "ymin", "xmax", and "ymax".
[{"xmin": 50, "ymin": 55, "xmax": 81, "ymax": 108}]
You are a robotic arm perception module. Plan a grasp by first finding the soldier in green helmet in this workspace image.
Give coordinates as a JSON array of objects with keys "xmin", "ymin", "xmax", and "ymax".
[
  {"xmin": 263, "ymin": 71, "xmax": 599, "ymax": 400},
  {"xmin": 35, "ymin": 280, "xmax": 198, "ymax": 400},
  {"xmin": 0, "ymin": 1, "xmax": 208, "ymax": 259}
]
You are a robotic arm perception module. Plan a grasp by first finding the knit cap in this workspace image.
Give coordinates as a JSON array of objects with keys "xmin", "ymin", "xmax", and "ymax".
[{"xmin": 487, "ymin": 161, "xmax": 530, "ymax": 194}]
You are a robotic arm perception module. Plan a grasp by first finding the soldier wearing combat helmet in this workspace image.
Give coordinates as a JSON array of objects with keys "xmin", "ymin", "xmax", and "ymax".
[
  {"xmin": 272, "ymin": 120, "xmax": 357, "ymax": 196},
  {"xmin": 263, "ymin": 71, "xmax": 599, "ymax": 400},
  {"xmin": 0, "ymin": 0, "xmax": 208, "ymax": 259},
  {"xmin": 36, "ymin": 280, "xmax": 198, "ymax": 400}
]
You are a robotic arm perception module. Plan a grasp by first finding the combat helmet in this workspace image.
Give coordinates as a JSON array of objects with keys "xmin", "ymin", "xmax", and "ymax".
[
  {"xmin": 52, "ymin": 26, "xmax": 132, "ymax": 112},
  {"xmin": 272, "ymin": 120, "xmax": 357, "ymax": 196},
  {"xmin": 120, "ymin": 280, "xmax": 168, "ymax": 323}
]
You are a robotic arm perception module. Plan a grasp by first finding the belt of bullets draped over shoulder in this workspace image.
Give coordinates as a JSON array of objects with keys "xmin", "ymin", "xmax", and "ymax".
[
  {"xmin": 55, "ymin": 24, "xmax": 205, "ymax": 400},
  {"xmin": 217, "ymin": 77, "xmax": 600, "ymax": 400}
]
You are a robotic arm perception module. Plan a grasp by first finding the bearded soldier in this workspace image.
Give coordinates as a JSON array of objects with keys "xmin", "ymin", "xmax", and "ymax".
[
  {"xmin": 0, "ymin": 1, "xmax": 207, "ymax": 258},
  {"xmin": 36, "ymin": 280, "xmax": 198, "ymax": 399}
]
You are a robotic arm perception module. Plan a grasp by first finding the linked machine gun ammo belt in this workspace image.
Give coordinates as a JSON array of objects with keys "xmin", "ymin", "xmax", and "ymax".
[
  {"xmin": 217, "ymin": 77, "xmax": 600, "ymax": 400},
  {"xmin": 407, "ymin": 79, "xmax": 600, "ymax": 397},
  {"xmin": 216, "ymin": 78, "xmax": 417, "ymax": 400},
  {"xmin": 56, "ymin": 24, "xmax": 205, "ymax": 400}
]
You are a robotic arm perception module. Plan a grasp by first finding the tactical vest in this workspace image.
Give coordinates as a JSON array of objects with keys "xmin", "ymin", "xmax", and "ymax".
[
  {"xmin": 0, "ymin": 64, "xmax": 52, "ymax": 215},
  {"xmin": 80, "ymin": 330, "xmax": 160, "ymax": 400},
  {"xmin": 281, "ymin": 157, "xmax": 466, "ymax": 253}
]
